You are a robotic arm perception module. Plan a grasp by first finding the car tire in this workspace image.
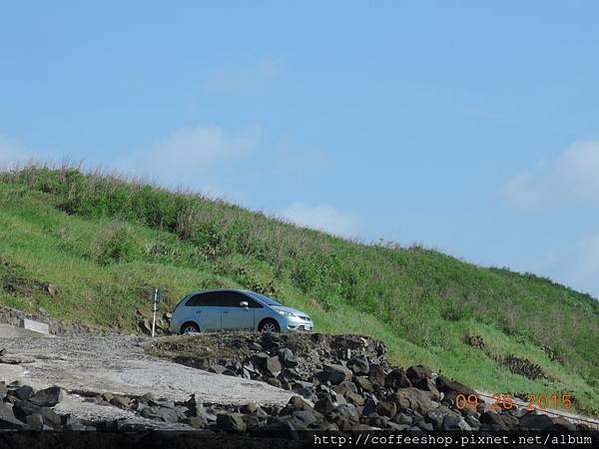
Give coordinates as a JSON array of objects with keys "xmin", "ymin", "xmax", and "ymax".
[
  {"xmin": 180, "ymin": 322, "xmax": 200, "ymax": 335},
  {"xmin": 258, "ymin": 319, "xmax": 280, "ymax": 334}
]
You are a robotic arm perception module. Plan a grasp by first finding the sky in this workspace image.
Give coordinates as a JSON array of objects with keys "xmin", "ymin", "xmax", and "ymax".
[{"xmin": 1, "ymin": 1, "xmax": 598, "ymax": 298}]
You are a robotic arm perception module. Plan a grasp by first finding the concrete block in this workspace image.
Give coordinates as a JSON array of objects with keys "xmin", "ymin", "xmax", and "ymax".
[{"xmin": 19, "ymin": 318, "xmax": 50, "ymax": 336}]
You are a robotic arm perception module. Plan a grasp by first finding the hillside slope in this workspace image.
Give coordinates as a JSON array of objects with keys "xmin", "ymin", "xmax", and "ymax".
[{"xmin": 0, "ymin": 165, "xmax": 598, "ymax": 415}]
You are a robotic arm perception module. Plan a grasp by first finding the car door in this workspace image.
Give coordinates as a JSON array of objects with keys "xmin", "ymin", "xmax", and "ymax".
[
  {"xmin": 220, "ymin": 292, "xmax": 259, "ymax": 331},
  {"xmin": 186, "ymin": 292, "xmax": 222, "ymax": 331}
]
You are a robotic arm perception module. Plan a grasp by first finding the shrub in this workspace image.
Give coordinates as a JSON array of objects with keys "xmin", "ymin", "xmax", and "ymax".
[{"xmin": 93, "ymin": 222, "xmax": 139, "ymax": 265}]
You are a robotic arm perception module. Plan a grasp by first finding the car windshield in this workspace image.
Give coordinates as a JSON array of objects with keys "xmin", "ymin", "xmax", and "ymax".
[{"xmin": 248, "ymin": 292, "xmax": 283, "ymax": 307}]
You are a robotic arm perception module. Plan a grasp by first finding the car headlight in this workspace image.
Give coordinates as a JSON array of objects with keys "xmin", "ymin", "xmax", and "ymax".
[{"xmin": 276, "ymin": 310, "xmax": 296, "ymax": 318}]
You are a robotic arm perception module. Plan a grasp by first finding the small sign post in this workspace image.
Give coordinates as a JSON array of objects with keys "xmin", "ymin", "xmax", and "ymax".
[{"xmin": 151, "ymin": 288, "xmax": 161, "ymax": 338}]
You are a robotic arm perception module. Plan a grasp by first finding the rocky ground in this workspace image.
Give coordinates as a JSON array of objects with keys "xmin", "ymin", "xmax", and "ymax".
[{"xmin": 0, "ymin": 330, "xmax": 595, "ymax": 443}]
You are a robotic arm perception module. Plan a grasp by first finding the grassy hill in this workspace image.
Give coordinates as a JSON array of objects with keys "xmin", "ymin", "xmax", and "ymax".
[{"xmin": 1, "ymin": 164, "xmax": 598, "ymax": 415}]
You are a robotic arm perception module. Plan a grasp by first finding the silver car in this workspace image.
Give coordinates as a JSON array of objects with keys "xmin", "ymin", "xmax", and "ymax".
[{"xmin": 169, "ymin": 289, "xmax": 313, "ymax": 334}]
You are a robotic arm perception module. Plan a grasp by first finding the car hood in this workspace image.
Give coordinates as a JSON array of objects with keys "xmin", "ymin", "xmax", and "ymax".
[{"xmin": 271, "ymin": 306, "xmax": 309, "ymax": 317}]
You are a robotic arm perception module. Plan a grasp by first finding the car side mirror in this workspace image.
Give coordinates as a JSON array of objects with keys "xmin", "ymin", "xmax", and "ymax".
[{"xmin": 239, "ymin": 301, "xmax": 249, "ymax": 308}]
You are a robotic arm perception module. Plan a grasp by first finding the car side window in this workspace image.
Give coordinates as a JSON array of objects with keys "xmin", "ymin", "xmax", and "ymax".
[
  {"xmin": 185, "ymin": 291, "xmax": 264, "ymax": 308},
  {"xmin": 245, "ymin": 297, "xmax": 263, "ymax": 308},
  {"xmin": 186, "ymin": 292, "xmax": 218, "ymax": 306}
]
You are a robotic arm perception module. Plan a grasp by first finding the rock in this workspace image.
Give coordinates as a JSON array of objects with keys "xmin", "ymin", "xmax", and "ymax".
[
  {"xmin": 291, "ymin": 410, "xmax": 320, "ymax": 427},
  {"xmin": 314, "ymin": 395, "xmax": 336, "ymax": 414},
  {"xmin": 12, "ymin": 401, "xmax": 61, "ymax": 429},
  {"xmin": 406, "ymin": 365, "xmax": 432, "ymax": 389},
  {"xmin": 392, "ymin": 387, "xmax": 434, "ymax": 415},
  {"xmin": 241, "ymin": 414, "xmax": 261, "ymax": 430},
  {"xmin": 361, "ymin": 395, "xmax": 379, "ymax": 416},
  {"xmin": 239, "ymin": 402, "xmax": 258, "ymax": 414},
  {"xmin": 250, "ymin": 353, "xmax": 282, "ymax": 377},
  {"xmin": 479, "ymin": 411, "xmax": 517, "ymax": 430},
  {"xmin": 292, "ymin": 385, "xmax": 313, "ymax": 401},
  {"xmin": 442, "ymin": 414, "xmax": 472, "ymax": 431},
  {"xmin": 376, "ymin": 401, "xmax": 397, "ymax": 418},
  {"xmin": 42, "ymin": 283, "xmax": 58, "ymax": 296},
  {"xmin": 345, "ymin": 391, "xmax": 365, "ymax": 406},
  {"xmin": 13, "ymin": 385, "xmax": 34, "ymax": 400},
  {"xmin": 551, "ymin": 416, "xmax": 576, "ymax": 431},
  {"xmin": 109, "ymin": 395, "xmax": 131, "ymax": 409},
  {"xmin": 280, "ymin": 396, "xmax": 313, "ymax": 415},
  {"xmin": 435, "ymin": 375, "xmax": 474, "ymax": 396},
  {"xmin": 156, "ymin": 407, "xmax": 179, "ymax": 423},
  {"xmin": 29, "ymin": 386, "xmax": 63, "ymax": 407},
  {"xmin": 0, "ymin": 402, "xmax": 26, "ymax": 429},
  {"xmin": 216, "ymin": 413, "xmax": 246, "ymax": 432},
  {"xmin": 392, "ymin": 413, "xmax": 413, "ymax": 425},
  {"xmin": 25, "ymin": 413, "xmax": 44, "ymax": 430},
  {"xmin": 278, "ymin": 348, "xmax": 298, "ymax": 368},
  {"xmin": 208, "ymin": 364, "xmax": 228, "ymax": 375},
  {"xmin": 182, "ymin": 416, "xmax": 208, "ymax": 429},
  {"xmin": 419, "ymin": 421, "xmax": 434, "ymax": 431},
  {"xmin": 368, "ymin": 364, "xmax": 386, "ymax": 386},
  {"xmin": 354, "ymin": 376, "xmax": 374, "ymax": 393},
  {"xmin": 386, "ymin": 368, "xmax": 412, "ymax": 390},
  {"xmin": 139, "ymin": 319, "xmax": 153, "ymax": 335},
  {"xmin": 347, "ymin": 356, "xmax": 370, "ymax": 375},
  {"xmin": 518, "ymin": 412, "xmax": 556, "ymax": 430},
  {"xmin": 427, "ymin": 408, "xmax": 448, "ymax": 428},
  {"xmin": 332, "ymin": 380, "xmax": 357, "ymax": 396},
  {"xmin": 466, "ymin": 415, "xmax": 481, "ymax": 429},
  {"xmin": 321, "ymin": 363, "xmax": 353, "ymax": 385}
]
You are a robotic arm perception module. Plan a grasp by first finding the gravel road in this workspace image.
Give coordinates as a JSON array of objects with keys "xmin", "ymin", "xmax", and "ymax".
[{"xmin": 0, "ymin": 332, "xmax": 293, "ymax": 424}]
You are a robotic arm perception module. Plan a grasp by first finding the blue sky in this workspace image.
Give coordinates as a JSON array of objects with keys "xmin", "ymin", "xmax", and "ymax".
[{"xmin": 1, "ymin": 1, "xmax": 598, "ymax": 298}]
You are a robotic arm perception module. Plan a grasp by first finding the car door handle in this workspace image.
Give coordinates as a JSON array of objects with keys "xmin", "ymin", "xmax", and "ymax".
[
  {"xmin": 223, "ymin": 311, "xmax": 229, "ymax": 314},
  {"xmin": 195, "ymin": 311, "xmax": 202, "ymax": 314}
]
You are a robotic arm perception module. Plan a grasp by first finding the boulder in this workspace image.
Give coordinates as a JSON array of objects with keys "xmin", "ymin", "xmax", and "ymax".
[
  {"xmin": 109, "ymin": 395, "xmax": 131, "ymax": 409},
  {"xmin": 386, "ymin": 368, "xmax": 412, "ymax": 390},
  {"xmin": 345, "ymin": 391, "xmax": 365, "ymax": 406},
  {"xmin": 392, "ymin": 387, "xmax": 434, "ymax": 415},
  {"xmin": 354, "ymin": 376, "xmax": 374, "ymax": 393},
  {"xmin": 280, "ymin": 396, "xmax": 313, "ymax": 415},
  {"xmin": 347, "ymin": 356, "xmax": 370, "ymax": 376},
  {"xmin": 278, "ymin": 348, "xmax": 298, "ymax": 368},
  {"xmin": 321, "ymin": 363, "xmax": 353, "ymax": 385},
  {"xmin": 479, "ymin": 411, "xmax": 517, "ymax": 430},
  {"xmin": 42, "ymin": 283, "xmax": 58, "ymax": 297},
  {"xmin": 518, "ymin": 412, "xmax": 556, "ymax": 430},
  {"xmin": 29, "ymin": 386, "xmax": 63, "ymax": 407},
  {"xmin": 13, "ymin": 385, "xmax": 34, "ymax": 401},
  {"xmin": 314, "ymin": 395, "xmax": 336, "ymax": 414},
  {"xmin": 0, "ymin": 402, "xmax": 26, "ymax": 429},
  {"xmin": 239, "ymin": 402, "xmax": 258, "ymax": 414},
  {"xmin": 368, "ymin": 364, "xmax": 386, "ymax": 386},
  {"xmin": 406, "ymin": 365, "xmax": 432, "ymax": 389},
  {"xmin": 435, "ymin": 375, "xmax": 474, "ymax": 396},
  {"xmin": 25, "ymin": 413, "xmax": 44, "ymax": 430},
  {"xmin": 216, "ymin": 413, "xmax": 246, "ymax": 432},
  {"xmin": 376, "ymin": 401, "xmax": 397, "ymax": 418}
]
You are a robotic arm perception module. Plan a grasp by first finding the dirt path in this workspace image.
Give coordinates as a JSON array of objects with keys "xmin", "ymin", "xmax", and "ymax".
[{"xmin": 0, "ymin": 334, "xmax": 293, "ymax": 421}]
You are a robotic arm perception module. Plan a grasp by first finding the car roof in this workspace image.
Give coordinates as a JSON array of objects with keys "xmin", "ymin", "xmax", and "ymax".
[{"xmin": 186, "ymin": 288, "xmax": 253, "ymax": 296}]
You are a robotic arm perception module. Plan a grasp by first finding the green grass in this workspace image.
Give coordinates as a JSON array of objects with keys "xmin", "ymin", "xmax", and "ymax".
[{"xmin": 0, "ymin": 164, "xmax": 598, "ymax": 416}]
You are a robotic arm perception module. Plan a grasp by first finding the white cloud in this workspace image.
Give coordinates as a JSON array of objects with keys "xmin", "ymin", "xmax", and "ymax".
[
  {"xmin": 119, "ymin": 124, "xmax": 260, "ymax": 185},
  {"xmin": 279, "ymin": 202, "xmax": 362, "ymax": 239},
  {"xmin": 502, "ymin": 140, "xmax": 599, "ymax": 210}
]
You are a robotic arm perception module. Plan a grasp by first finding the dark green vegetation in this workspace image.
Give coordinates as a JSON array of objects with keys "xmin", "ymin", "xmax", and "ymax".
[{"xmin": 1, "ymin": 165, "xmax": 598, "ymax": 415}]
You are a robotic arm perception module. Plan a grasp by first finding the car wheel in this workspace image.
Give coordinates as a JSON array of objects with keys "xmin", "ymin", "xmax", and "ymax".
[
  {"xmin": 258, "ymin": 319, "xmax": 280, "ymax": 334},
  {"xmin": 181, "ymin": 322, "xmax": 200, "ymax": 335}
]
